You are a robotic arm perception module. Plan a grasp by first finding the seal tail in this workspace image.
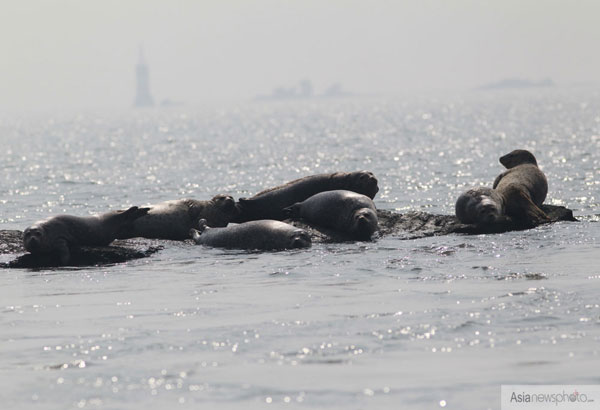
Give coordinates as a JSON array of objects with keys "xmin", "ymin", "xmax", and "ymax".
[
  {"xmin": 113, "ymin": 206, "xmax": 151, "ymax": 239},
  {"xmin": 118, "ymin": 206, "xmax": 150, "ymax": 222},
  {"xmin": 283, "ymin": 203, "xmax": 301, "ymax": 220}
]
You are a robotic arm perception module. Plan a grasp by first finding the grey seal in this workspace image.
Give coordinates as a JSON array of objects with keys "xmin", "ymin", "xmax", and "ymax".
[
  {"xmin": 455, "ymin": 187, "xmax": 505, "ymax": 225},
  {"xmin": 23, "ymin": 206, "xmax": 149, "ymax": 264},
  {"xmin": 117, "ymin": 194, "xmax": 239, "ymax": 240},
  {"xmin": 234, "ymin": 171, "xmax": 379, "ymax": 222},
  {"xmin": 284, "ymin": 190, "xmax": 378, "ymax": 240},
  {"xmin": 190, "ymin": 219, "xmax": 311, "ymax": 250},
  {"xmin": 493, "ymin": 149, "xmax": 549, "ymax": 225}
]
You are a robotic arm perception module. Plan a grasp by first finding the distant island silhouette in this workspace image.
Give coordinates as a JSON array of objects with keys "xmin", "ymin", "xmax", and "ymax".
[{"xmin": 478, "ymin": 77, "xmax": 555, "ymax": 90}]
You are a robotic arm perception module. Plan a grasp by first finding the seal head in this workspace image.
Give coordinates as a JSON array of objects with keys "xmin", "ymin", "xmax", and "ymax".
[
  {"xmin": 351, "ymin": 208, "xmax": 379, "ymax": 240},
  {"xmin": 348, "ymin": 171, "xmax": 379, "ymax": 199},
  {"xmin": 287, "ymin": 229, "xmax": 312, "ymax": 249},
  {"xmin": 210, "ymin": 194, "xmax": 238, "ymax": 220},
  {"xmin": 23, "ymin": 226, "xmax": 48, "ymax": 254},
  {"xmin": 455, "ymin": 187, "xmax": 505, "ymax": 225},
  {"xmin": 499, "ymin": 149, "xmax": 538, "ymax": 168}
]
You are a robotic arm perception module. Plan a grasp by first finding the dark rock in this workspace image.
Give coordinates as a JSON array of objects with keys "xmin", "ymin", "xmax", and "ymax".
[
  {"xmin": 1, "ymin": 232, "xmax": 162, "ymax": 269},
  {"xmin": 0, "ymin": 230, "xmax": 25, "ymax": 254}
]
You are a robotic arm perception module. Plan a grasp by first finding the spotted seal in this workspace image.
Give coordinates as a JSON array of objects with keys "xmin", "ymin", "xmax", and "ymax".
[
  {"xmin": 492, "ymin": 149, "xmax": 549, "ymax": 225},
  {"xmin": 117, "ymin": 195, "xmax": 239, "ymax": 240},
  {"xmin": 23, "ymin": 206, "xmax": 149, "ymax": 264},
  {"xmin": 284, "ymin": 190, "xmax": 378, "ymax": 240},
  {"xmin": 190, "ymin": 219, "xmax": 311, "ymax": 250},
  {"xmin": 234, "ymin": 171, "xmax": 379, "ymax": 222},
  {"xmin": 455, "ymin": 187, "xmax": 505, "ymax": 225}
]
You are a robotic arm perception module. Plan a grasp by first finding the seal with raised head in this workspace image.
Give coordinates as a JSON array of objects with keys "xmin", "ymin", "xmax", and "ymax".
[
  {"xmin": 233, "ymin": 171, "xmax": 379, "ymax": 222},
  {"xmin": 23, "ymin": 206, "xmax": 149, "ymax": 264},
  {"xmin": 492, "ymin": 149, "xmax": 549, "ymax": 225},
  {"xmin": 455, "ymin": 187, "xmax": 505, "ymax": 225},
  {"xmin": 117, "ymin": 194, "xmax": 239, "ymax": 240},
  {"xmin": 284, "ymin": 190, "xmax": 378, "ymax": 240},
  {"xmin": 190, "ymin": 219, "xmax": 311, "ymax": 250}
]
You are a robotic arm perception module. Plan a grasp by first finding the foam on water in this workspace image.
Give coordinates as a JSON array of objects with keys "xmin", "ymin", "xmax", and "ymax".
[{"xmin": 1, "ymin": 89, "xmax": 599, "ymax": 409}]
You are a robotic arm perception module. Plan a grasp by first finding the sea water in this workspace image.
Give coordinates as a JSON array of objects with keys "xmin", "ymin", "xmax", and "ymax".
[{"xmin": 1, "ymin": 89, "xmax": 599, "ymax": 409}]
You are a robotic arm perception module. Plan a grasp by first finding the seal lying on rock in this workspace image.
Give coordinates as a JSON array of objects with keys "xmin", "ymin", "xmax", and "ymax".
[
  {"xmin": 234, "ymin": 171, "xmax": 379, "ymax": 222},
  {"xmin": 455, "ymin": 187, "xmax": 505, "ymax": 225},
  {"xmin": 23, "ymin": 206, "xmax": 149, "ymax": 264},
  {"xmin": 117, "ymin": 195, "xmax": 239, "ymax": 240},
  {"xmin": 284, "ymin": 190, "xmax": 378, "ymax": 240},
  {"xmin": 190, "ymin": 219, "xmax": 311, "ymax": 250},
  {"xmin": 492, "ymin": 149, "xmax": 549, "ymax": 225}
]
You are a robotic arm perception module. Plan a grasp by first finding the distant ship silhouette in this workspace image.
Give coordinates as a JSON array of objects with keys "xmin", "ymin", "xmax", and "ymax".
[
  {"xmin": 255, "ymin": 79, "xmax": 354, "ymax": 101},
  {"xmin": 478, "ymin": 78, "xmax": 555, "ymax": 90},
  {"xmin": 134, "ymin": 47, "xmax": 154, "ymax": 107}
]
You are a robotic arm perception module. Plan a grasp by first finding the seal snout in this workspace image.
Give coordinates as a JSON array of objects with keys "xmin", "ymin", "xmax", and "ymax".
[
  {"xmin": 214, "ymin": 194, "xmax": 238, "ymax": 215},
  {"xmin": 478, "ymin": 207, "xmax": 500, "ymax": 224},
  {"xmin": 352, "ymin": 208, "xmax": 378, "ymax": 239},
  {"xmin": 26, "ymin": 237, "xmax": 41, "ymax": 252},
  {"xmin": 357, "ymin": 213, "xmax": 370, "ymax": 225},
  {"xmin": 290, "ymin": 230, "xmax": 312, "ymax": 249},
  {"xmin": 23, "ymin": 228, "xmax": 44, "ymax": 253},
  {"xmin": 356, "ymin": 208, "xmax": 376, "ymax": 221}
]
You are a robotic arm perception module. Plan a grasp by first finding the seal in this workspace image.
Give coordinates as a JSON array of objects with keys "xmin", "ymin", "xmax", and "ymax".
[
  {"xmin": 117, "ymin": 194, "xmax": 239, "ymax": 240},
  {"xmin": 233, "ymin": 171, "xmax": 379, "ymax": 222},
  {"xmin": 23, "ymin": 206, "xmax": 149, "ymax": 264},
  {"xmin": 455, "ymin": 187, "xmax": 505, "ymax": 225},
  {"xmin": 190, "ymin": 219, "xmax": 312, "ymax": 250},
  {"xmin": 492, "ymin": 149, "xmax": 549, "ymax": 225},
  {"xmin": 284, "ymin": 190, "xmax": 378, "ymax": 240}
]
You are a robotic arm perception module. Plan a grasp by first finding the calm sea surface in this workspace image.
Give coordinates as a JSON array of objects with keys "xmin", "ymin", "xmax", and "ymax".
[{"xmin": 1, "ymin": 89, "xmax": 599, "ymax": 410}]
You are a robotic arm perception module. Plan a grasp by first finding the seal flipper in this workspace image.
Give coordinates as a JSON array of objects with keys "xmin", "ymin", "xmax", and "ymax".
[
  {"xmin": 196, "ymin": 218, "xmax": 208, "ymax": 232},
  {"xmin": 504, "ymin": 187, "xmax": 550, "ymax": 227},
  {"xmin": 189, "ymin": 229, "xmax": 201, "ymax": 243},
  {"xmin": 190, "ymin": 219, "xmax": 209, "ymax": 244},
  {"xmin": 56, "ymin": 239, "xmax": 71, "ymax": 265},
  {"xmin": 524, "ymin": 203, "xmax": 551, "ymax": 226},
  {"xmin": 492, "ymin": 171, "xmax": 508, "ymax": 189}
]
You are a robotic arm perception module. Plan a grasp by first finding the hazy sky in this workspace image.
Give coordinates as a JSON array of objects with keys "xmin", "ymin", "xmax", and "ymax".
[{"xmin": 1, "ymin": 0, "xmax": 599, "ymax": 111}]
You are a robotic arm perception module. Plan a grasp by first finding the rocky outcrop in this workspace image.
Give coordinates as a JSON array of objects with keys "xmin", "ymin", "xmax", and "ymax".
[
  {"xmin": 0, "ymin": 204, "xmax": 576, "ymax": 268},
  {"xmin": 1, "ymin": 231, "xmax": 162, "ymax": 269}
]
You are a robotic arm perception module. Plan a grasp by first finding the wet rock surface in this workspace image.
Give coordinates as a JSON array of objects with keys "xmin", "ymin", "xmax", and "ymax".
[{"xmin": 0, "ymin": 204, "xmax": 576, "ymax": 268}]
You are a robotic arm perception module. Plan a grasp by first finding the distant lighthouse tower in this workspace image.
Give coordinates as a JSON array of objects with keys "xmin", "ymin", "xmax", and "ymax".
[{"xmin": 134, "ymin": 47, "xmax": 154, "ymax": 107}]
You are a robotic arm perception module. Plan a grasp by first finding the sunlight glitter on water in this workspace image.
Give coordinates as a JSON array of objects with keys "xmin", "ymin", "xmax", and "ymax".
[{"xmin": 1, "ymin": 90, "xmax": 600, "ymax": 409}]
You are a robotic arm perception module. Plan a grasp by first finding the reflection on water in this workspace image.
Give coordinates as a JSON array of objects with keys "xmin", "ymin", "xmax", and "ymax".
[{"xmin": 1, "ymin": 90, "xmax": 599, "ymax": 409}]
